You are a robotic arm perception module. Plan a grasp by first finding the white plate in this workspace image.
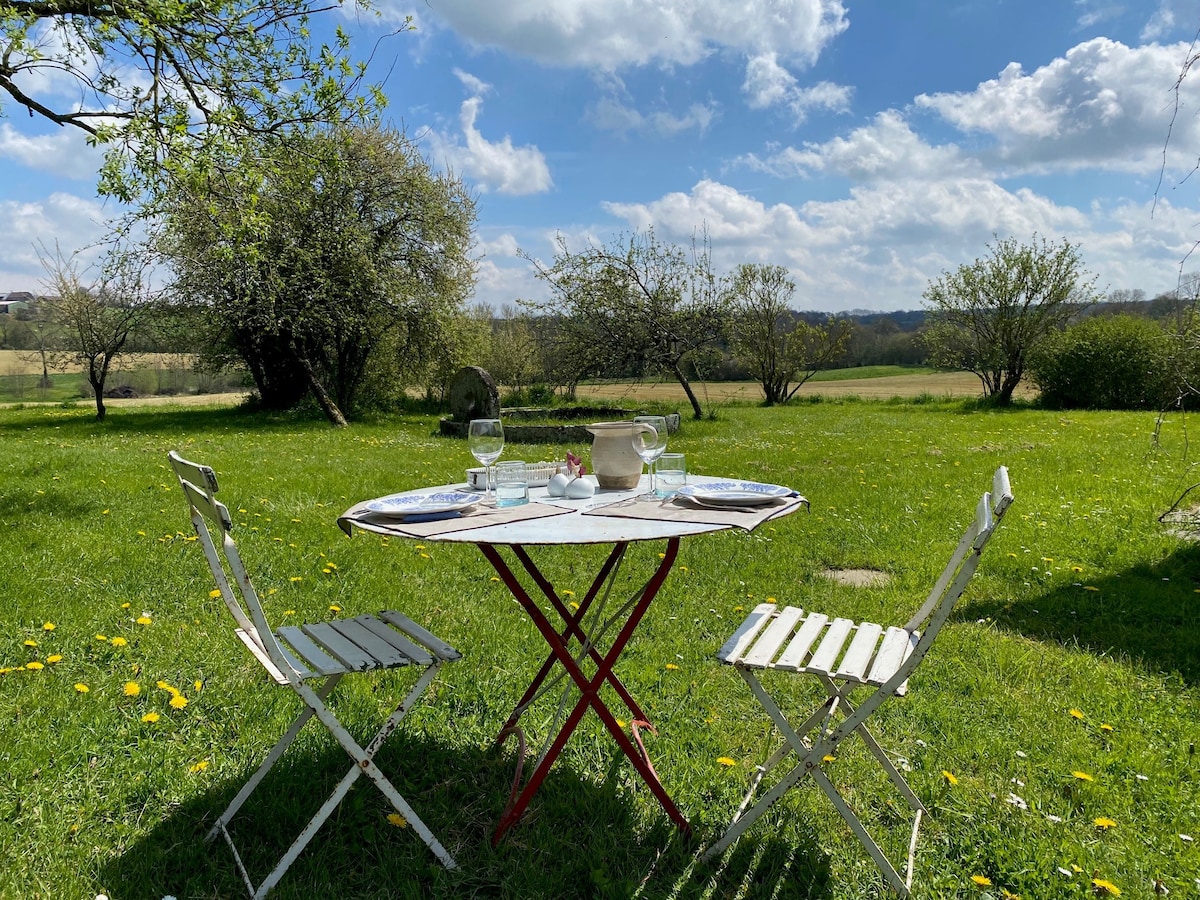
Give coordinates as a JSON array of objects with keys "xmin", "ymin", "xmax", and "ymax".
[
  {"xmin": 366, "ymin": 491, "xmax": 479, "ymax": 516},
  {"xmin": 677, "ymin": 481, "xmax": 793, "ymax": 507}
]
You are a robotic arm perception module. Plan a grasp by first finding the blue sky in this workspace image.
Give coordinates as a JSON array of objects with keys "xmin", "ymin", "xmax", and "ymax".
[{"xmin": 3, "ymin": 0, "xmax": 1200, "ymax": 312}]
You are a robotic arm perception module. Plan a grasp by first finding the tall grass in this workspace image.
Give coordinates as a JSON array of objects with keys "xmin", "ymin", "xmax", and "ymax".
[{"xmin": 1, "ymin": 399, "xmax": 1197, "ymax": 899}]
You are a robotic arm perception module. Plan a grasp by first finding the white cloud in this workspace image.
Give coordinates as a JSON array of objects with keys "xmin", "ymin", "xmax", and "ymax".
[
  {"xmin": 389, "ymin": 0, "xmax": 849, "ymax": 71},
  {"xmin": 1140, "ymin": 0, "xmax": 1186, "ymax": 41},
  {"xmin": 598, "ymin": 176, "xmax": 1190, "ymax": 310},
  {"xmin": 0, "ymin": 124, "xmax": 105, "ymax": 180},
  {"xmin": 423, "ymin": 75, "xmax": 553, "ymax": 196},
  {"xmin": 915, "ymin": 38, "xmax": 1200, "ymax": 176},
  {"xmin": 743, "ymin": 53, "xmax": 851, "ymax": 121},
  {"xmin": 737, "ymin": 111, "xmax": 978, "ymax": 181},
  {"xmin": 588, "ymin": 96, "xmax": 719, "ymax": 137},
  {"xmin": 0, "ymin": 193, "xmax": 110, "ymax": 292}
]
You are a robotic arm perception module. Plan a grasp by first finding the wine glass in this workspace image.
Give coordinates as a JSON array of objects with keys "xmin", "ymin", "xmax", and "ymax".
[
  {"xmin": 632, "ymin": 415, "xmax": 668, "ymax": 495},
  {"xmin": 468, "ymin": 418, "xmax": 504, "ymax": 502}
]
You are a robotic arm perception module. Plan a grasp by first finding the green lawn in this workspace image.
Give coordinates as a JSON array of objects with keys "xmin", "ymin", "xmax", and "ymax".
[{"xmin": 1, "ymin": 399, "xmax": 1197, "ymax": 899}]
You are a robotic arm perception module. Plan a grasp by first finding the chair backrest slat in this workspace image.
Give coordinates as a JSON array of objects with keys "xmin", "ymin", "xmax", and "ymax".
[
  {"xmin": 168, "ymin": 451, "xmax": 299, "ymax": 682},
  {"xmin": 823, "ymin": 466, "xmax": 1013, "ymax": 750}
]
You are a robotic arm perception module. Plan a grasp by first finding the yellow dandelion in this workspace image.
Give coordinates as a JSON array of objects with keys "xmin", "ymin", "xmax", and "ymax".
[
  {"xmin": 110, "ymin": 637, "xmax": 127, "ymax": 648},
  {"xmin": 283, "ymin": 609, "xmax": 295, "ymax": 616},
  {"xmin": 169, "ymin": 694, "xmax": 188, "ymax": 710},
  {"xmin": 42, "ymin": 622, "xmax": 55, "ymax": 631},
  {"xmin": 665, "ymin": 663, "xmax": 679, "ymax": 671},
  {"xmin": 418, "ymin": 553, "xmax": 430, "ymax": 560},
  {"xmin": 1072, "ymin": 771, "xmax": 1094, "ymax": 782},
  {"xmin": 658, "ymin": 552, "xmax": 666, "ymax": 559},
  {"xmin": 74, "ymin": 683, "xmax": 89, "ymax": 693},
  {"xmin": 716, "ymin": 756, "xmax": 736, "ymax": 767},
  {"xmin": 568, "ymin": 601, "xmax": 580, "ymax": 611},
  {"xmin": 822, "ymin": 754, "xmax": 837, "ymax": 763},
  {"xmin": 208, "ymin": 589, "xmax": 222, "ymax": 599},
  {"xmin": 1000, "ymin": 890, "xmax": 1020, "ymax": 900},
  {"xmin": 322, "ymin": 567, "xmax": 332, "ymax": 574},
  {"xmin": 1007, "ymin": 552, "xmax": 1018, "ymax": 558},
  {"xmin": 45, "ymin": 655, "xmax": 61, "ymax": 664},
  {"xmin": 156, "ymin": 680, "xmax": 177, "ymax": 693},
  {"xmin": 1069, "ymin": 708, "xmax": 1085, "ymax": 720},
  {"xmin": 1071, "ymin": 566, "xmax": 1083, "ymax": 573},
  {"xmin": 1100, "ymin": 723, "xmax": 1113, "ymax": 732},
  {"xmin": 680, "ymin": 566, "xmax": 689, "ymax": 573},
  {"xmin": 734, "ymin": 605, "xmax": 744, "ymax": 612},
  {"xmin": 562, "ymin": 589, "xmax": 576, "ymax": 597},
  {"xmin": 23, "ymin": 639, "xmax": 37, "ymax": 648},
  {"xmin": 490, "ymin": 576, "xmax": 500, "ymax": 583},
  {"xmin": 1091, "ymin": 878, "xmax": 1121, "ymax": 896},
  {"xmin": 121, "ymin": 602, "xmax": 130, "ymax": 609},
  {"xmin": 387, "ymin": 813, "xmax": 408, "ymax": 828},
  {"xmin": 136, "ymin": 616, "xmax": 152, "ymax": 626},
  {"xmin": 1094, "ymin": 816, "xmax": 1117, "ymax": 830},
  {"xmin": 326, "ymin": 563, "xmax": 337, "ymax": 570},
  {"xmin": 123, "ymin": 682, "xmax": 141, "ymax": 697},
  {"xmin": 328, "ymin": 605, "xmax": 342, "ymax": 613},
  {"xmin": 189, "ymin": 760, "xmax": 210, "ymax": 773},
  {"xmin": 141, "ymin": 711, "xmax": 160, "ymax": 723},
  {"xmin": 194, "ymin": 680, "xmax": 203, "ymax": 692},
  {"xmin": 289, "ymin": 576, "xmax": 302, "ymax": 583},
  {"xmin": 1041, "ymin": 557, "xmax": 1054, "ymax": 563},
  {"xmin": 970, "ymin": 875, "xmax": 991, "ymax": 887},
  {"xmin": 942, "ymin": 770, "xmax": 959, "ymax": 785},
  {"xmin": 25, "ymin": 661, "xmax": 44, "ymax": 670}
]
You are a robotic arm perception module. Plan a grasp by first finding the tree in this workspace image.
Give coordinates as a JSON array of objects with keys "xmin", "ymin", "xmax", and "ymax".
[
  {"xmin": 1030, "ymin": 314, "xmax": 1178, "ymax": 410},
  {"xmin": 524, "ymin": 229, "xmax": 728, "ymax": 419},
  {"xmin": 725, "ymin": 263, "xmax": 852, "ymax": 404},
  {"xmin": 0, "ymin": 0, "xmax": 386, "ymax": 203},
  {"xmin": 158, "ymin": 124, "xmax": 476, "ymax": 424},
  {"xmin": 484, "ymin": 305, "xmax": 543, "ymax": 400},
  {"xmin": 922, "ymin": 235, "xmax": 1099, "ymax": 405},
  {"xmin": 39, "ymin": 245, "xmax": 150, "ymax": 421}
]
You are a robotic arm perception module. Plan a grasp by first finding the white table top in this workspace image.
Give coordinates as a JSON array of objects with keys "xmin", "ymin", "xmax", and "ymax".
[{"xmin": 386, "ymin": 475, "xmax": 740, "ymax": 545}]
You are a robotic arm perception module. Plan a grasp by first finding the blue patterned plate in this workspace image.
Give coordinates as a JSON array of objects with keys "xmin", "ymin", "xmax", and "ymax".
[
  {"xmin": 366, "ymin": 491, "xmax": 479, "ymax": 516},
  {"xmin": 677, "ymin": 481, "xmax": 792, "ymax": 507}
]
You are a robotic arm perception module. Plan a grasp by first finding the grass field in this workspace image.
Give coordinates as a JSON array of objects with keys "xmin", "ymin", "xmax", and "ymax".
[{"xmin": 1, "ymin": 397, "xmax": 1196, "ymax": 899}]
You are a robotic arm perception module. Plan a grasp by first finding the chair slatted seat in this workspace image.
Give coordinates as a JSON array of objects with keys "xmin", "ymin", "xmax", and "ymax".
[
  {"xmin": 168, "ymin": 451, "xmax": 461, "ymax": 899},
  {"xmin": 705, "ymin": 466, "xmax": 1014, "ymax": 897}
]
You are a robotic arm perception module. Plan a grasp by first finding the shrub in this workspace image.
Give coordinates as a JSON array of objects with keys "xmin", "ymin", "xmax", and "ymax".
[{"xmin": 1029, "ymin": 314, "xmax": 1178, "ymax": 410}]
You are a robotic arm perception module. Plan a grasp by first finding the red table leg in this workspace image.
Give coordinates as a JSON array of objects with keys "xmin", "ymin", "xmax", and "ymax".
[{"xmin": 477, "ymin": 538, "xmax": 689, "ymax": 842}]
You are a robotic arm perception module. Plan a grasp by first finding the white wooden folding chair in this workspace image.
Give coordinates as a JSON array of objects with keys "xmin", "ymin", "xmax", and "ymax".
[
  {"xmin": 704, "ymin": 466, "xmax": 1013, "ymax": 897},
  {"xmin": 168, "ymin": 451, "xmax": 461, "ymax": 899}
]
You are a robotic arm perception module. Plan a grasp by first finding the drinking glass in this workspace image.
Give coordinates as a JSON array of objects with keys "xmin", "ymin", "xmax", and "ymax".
[
  {"xmin": 655, "ymin": 452, "xmax": 686, "ymax": 498},
  {"xmin": 468, "ymin": 418, "xmax": 504, "ymax": 502},
  {"xmin": 494, "ymin": 460, "xmax": 529, "ymax": 507},
  {"xmin": 632, "ymin": 415, "xmax": 668, "ymax": 495}
]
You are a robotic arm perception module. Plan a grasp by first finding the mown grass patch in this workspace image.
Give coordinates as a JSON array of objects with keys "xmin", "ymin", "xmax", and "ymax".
[{"xmin": 1, "ymin": 400, "xmax": 1197, "ymax": 899}]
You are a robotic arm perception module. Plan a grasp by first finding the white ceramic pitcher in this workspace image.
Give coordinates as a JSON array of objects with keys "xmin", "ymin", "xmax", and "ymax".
[{"xmin": 586, "ymin": 421, "xmax": 655, "ymax": 489}]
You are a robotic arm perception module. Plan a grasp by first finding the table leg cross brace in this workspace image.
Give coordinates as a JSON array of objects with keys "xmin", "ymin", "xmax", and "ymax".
[{"xmin": 478, "ymin": 539, "xmax": 690, "ymax": 843}]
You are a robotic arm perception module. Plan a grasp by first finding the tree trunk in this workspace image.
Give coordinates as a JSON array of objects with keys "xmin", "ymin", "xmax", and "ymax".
[
  {"xmin": 672, "ymin": 361, "xmax": 704, "ymax": 419},
  {"xmin": 294, "ymin": 348, "xmax": 348, "ymax": 426}
]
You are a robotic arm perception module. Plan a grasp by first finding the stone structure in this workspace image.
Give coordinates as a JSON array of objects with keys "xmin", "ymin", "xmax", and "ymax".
[{"xmin": 447, "ymin": 366, "xmax": 500, "ymax": 422}]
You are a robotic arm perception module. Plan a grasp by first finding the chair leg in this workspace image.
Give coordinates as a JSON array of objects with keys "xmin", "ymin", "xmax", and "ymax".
[
  {"xmin": 207, "ymin": 675, "xmax": 344, "ymax": 843},
  {"xmin": 707, "ymin": 669, "xmax": 921, "ymax": 896},
  {"xmin": 213, "ymin": 663, "xmax": 457, "ymax": 899}
]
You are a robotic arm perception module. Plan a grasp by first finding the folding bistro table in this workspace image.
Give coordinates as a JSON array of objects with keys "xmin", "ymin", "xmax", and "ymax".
[{"xmin": 340, "ymin": 476, "xmax": 806, "ymax": 843}]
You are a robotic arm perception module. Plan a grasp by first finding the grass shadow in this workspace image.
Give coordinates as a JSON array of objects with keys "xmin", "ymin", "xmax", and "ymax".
[
  {"xmin": 99, "ymin": 730, "xmax": 833, "ymax": 900},
  {"xmin": 965, "ymin": 540, "xmax": 1200, "ymax": 684}
]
